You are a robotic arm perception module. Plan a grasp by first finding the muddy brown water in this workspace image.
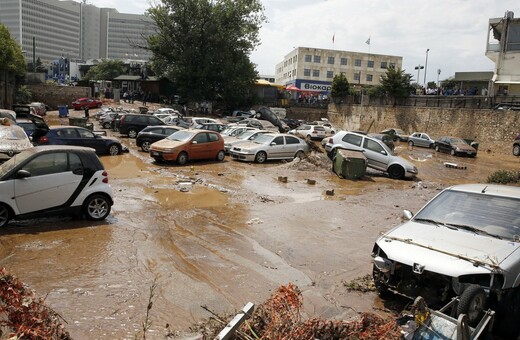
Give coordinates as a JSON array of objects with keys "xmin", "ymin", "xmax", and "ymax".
[{"xmin": 1, "ymin": 114, "xmax": 519, "ymax": 338}]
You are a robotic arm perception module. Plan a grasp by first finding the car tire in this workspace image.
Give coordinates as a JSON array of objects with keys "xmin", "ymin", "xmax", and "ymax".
[
  {"xmin": 387, "ymin": 165, "xmax": 405, "ymax": 180},
  {"xmin": 216, "ymin": 150, "xmax": 225, "ymax": 161},
  {"xmin": 450, "ymin": 149, "xmax": 456, "ymax": 156},
  {"xmin": 128, "ymin": 129, "xmax": 138, "ymax": 138},
  {"xmin": 108, "ymin": 144, "xmax": 120, "ymax": 156},
  {"xmin": 513, "ymin": 144, "xmax": 520, "ymax": 156},
  {"xmin": 457, "ymin": 285, "xmax": 487, "ymax": 327},
  {"xmin": 435, "ymin": 145, "xmax": 440, "ymax": 152},
  {"xmin": 429, "ymin": 143, "xmax": 434, "ymax": 149},
  {"xmin": 83, "ymin": 194, "xmax": 111, "ymax": 221},
  {"xmin": 103, "ymin": 122, "xmax": 111, "ymax": 129},
  {"xmin": 0, "ymin": 204, "xmax": 11, "ymax": 227},
  {"xmin": 177, "ymin": 151, "xmax": 188, "ymax": 165},
  {"xmin": 255, "ymin": 151, "xmax": 267, "ymax": 163},
  {"xmin": 141, "ymin": 140, "xmax": 151, "ymax": 152},
  {"xmin": 372, "ymin": 265, "xmax": 391, "ymax": 297},
  {"xmin": 408, "ymin": 141, "xmax": 414, "ymax": 147},
  {"xmin": 295, "ymin": 150, "xmax": 305, "ymax": 159}
]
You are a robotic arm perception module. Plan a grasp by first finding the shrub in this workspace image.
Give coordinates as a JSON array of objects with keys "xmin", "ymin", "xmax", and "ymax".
[{"xmin": 487, "ymin": 170, "xmax": 520, "ymax": 184}]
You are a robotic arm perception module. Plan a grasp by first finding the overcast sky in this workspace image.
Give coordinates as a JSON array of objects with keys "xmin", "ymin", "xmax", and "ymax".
[{"xmin": 87, "ymin": 0, "xmax": 518, "ymax": 84}]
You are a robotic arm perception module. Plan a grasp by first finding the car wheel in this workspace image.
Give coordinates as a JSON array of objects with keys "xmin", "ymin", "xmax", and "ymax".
[
  {"xmin": 216, "ymin": 150, "xmax": 225, "ymax": 161},
  {"xmin": 255, "ymin": 151, "xmax": 267, "ymax": 163},
  {"xmin": 408, "ymin": 141, "xmax": 414, "ymax": 147},
  {"xmin": 372, "ymin": 265, "xmax": 390, "ymax": 297},
  {"xmin": 435, "ymin": 145, "xmax": 440, "ymax": 152},
  {"xmin": 429, "ymin": 143, "xmax": 434, "ymax": 149},
  {"xmin": 0, "ymin": 204, "xmax": 11, "ymax": 227},
  {"xmin": 457, "ymin": 285, "xmax": 487, "ymax": 327},
  {"xmin": 83, "ymin": 194, "xmax": 111, "ymax": 221},
  {"xmin": 450, "ymin": 149, "xmax": 456, "ymax": 156},
  {"xmin": 306, "ymin": 135, "xmax": 312, "ymax": 141},
  {"xmin": 108, "ymin": 144, "xmax": 120, "ymax": 156},
  {"xmin": 103, "ymin": 122, "xmax": 111, "ymax": 129},
  {"xmin": 177, "ymin": 151, "xmax": 188, "ymax": 165},
  {"xmin": 294, "ymin": 150, "xmax": 305, "ymax": 159},
  {"xmin": 387, "ymin": 165, "xmax": 405, "ymax": 180},
  {"xmin": 513, "ymin": 144, "xmax": 520, "ymax": 156},
  {"xmin": 141, "ymin": 140, "xmax": 151, "ymax": 152},
  {"xmin": 128, "ymin": 129, "xmax": 138, "ymax": 138}
]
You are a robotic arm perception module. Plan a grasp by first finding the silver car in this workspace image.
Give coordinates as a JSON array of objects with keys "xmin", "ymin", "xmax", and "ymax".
[
  {"xmin": 408, "ymin": 132, "xmax": 435, "ymax": 148},
  {"xmin": 372, "ymin": 184, "xmax": 520, "ymax": 334},
  {"xmin": 325, "ymin": 131, "xmax": 417, "ymax": 179},
  {"xmin": 229, "ymin": 133, "xmax": 308, "ymax": 163},
  {"xmin": 224, "ymin": 129, "xmax": 270, "ymax": 153}
]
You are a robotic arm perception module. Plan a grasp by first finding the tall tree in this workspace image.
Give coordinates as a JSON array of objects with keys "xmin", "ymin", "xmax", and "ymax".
[
  {"xmin": 84, "ymin": 60, "xmax": 126, "ymax": 80},
  {"xmin": 330, "ymin": 73, "xmax": 350, "ymax": 103},
  {"xmin": 147, "ymin": 0, "xmax": 265, "ymax": 107},
  {"xmin": 0, "ymin": 24, "xmax": 26, "ymax": 107},
  {"xmin": 380, "ymin": 66, "xmax": 414, "ymax": 106}
]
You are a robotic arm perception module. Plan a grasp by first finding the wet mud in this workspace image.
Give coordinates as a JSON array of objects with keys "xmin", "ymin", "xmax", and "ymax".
[{"xmin": 0, "ymin": 112, "xmax": 518, "ymax": 338}]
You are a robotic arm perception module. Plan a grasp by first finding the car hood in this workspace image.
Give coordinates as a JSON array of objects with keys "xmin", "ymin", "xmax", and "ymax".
[
  {"xmin": 453, "ymin": 142, "xmax": 476, "ymax": 151},
  {"xmin": 0, "ymin": 139, "xmax": 33, "ymax": 152},
  {"xmin": 150, "ymin": 138, "xmax": 186, "ymax": 149},
  {"xmin": 231, "ymin": 141, "xmax": 262, "ymax": 150},
  {"xmin": 378, "ymin": 221, "xmax": 520, "ymax": 276}
]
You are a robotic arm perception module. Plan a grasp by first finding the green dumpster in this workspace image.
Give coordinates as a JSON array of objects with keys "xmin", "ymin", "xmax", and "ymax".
[
  {"xmin": 333, "ymin": 149, "xmax": 367, "ymax": 179},
  {"xmin": 68, "ymin": 117, "xmax": 88, "ymax": 128}
]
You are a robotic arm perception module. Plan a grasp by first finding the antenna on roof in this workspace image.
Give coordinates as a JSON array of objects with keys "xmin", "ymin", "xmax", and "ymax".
[{"xmin": 481, "ymin": 186, "xmax": 488, "ymax": 193}]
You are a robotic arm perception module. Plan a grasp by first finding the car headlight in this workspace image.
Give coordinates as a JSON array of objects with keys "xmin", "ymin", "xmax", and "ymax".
[
  {"xmin": 455, "ymin": 147, "xmax": 460, "ymax": 151},
  {"xmin": 162, "ymin": 148, "xmax": 178, "ymax": 153}
]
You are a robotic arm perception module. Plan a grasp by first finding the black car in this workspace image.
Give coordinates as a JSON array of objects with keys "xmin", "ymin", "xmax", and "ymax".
[
  {"xmin": 118, "ymin": 114, "xmax": 164, "ymax": 138},
  {"xmin": 380, "ymin": 128, "xmax": 409, "ymax": 142},
  {"xmin": 34, "ymin": 126, "xmax": 125, "ymax": 156},
  {"xmin": 136, "ymin": 125, "xmax": 184, "ymax": 152},
  {"xmin": 513, "ymin": 133, "xmax": 520, "ymax": 156}
]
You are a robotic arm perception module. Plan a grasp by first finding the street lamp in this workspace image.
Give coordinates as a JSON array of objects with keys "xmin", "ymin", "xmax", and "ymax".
[
  {"xmin": 423, "ymin": 48, "xmax": 430, "ymax": 86},
  {"xmin": 437, "ymin": 69, "xmax": 441, "ymax": 88},
  {"xmin": 414, "ymin": 65, "xmax": 424, "ymax": 84}
]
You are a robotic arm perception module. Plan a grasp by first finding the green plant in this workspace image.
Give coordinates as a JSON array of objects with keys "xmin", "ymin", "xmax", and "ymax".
[
  {"xmin": 330, "ymin": 73, "xmax": 350, "ymax": 101},
  {"xmin": 15, "ymin": 85, "xmax": 32, "ymax": 103},
  {"xmin": 487, "ymin": 170, "xmax": 520, "ymax": 184}
]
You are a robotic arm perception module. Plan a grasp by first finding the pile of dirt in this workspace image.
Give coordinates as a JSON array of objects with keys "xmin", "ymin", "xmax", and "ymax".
[{"xmin": 286, "ymin": 151, "xmax": 333, "ymax": 171}]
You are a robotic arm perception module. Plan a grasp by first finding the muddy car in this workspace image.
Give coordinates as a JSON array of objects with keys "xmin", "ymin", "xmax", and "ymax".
[
  {"xmin": 513, "ymin": 133, "xmax": 520, "ymax": 156},
  {"xmin": 434, "ymin": 136, "xmax": 477, "ymax": 157},
  {"xmin": 372, "ymin": 184, "xmax": 520, "ymax": 335}
]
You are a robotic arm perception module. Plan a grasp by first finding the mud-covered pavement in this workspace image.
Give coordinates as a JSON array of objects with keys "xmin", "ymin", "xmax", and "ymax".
[{"xmin": 1, "ymin": 109, "xmax": 519, "ymax": 339}]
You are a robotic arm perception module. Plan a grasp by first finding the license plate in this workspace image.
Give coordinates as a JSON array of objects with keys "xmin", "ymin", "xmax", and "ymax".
[{"xmin": 151, "ymin": 151, "xmax": 160, "ymax": 156}]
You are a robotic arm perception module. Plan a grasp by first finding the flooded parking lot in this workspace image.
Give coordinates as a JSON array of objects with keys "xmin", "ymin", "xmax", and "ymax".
[{"xmin": 1, "ymin": 115, "xmax": 519, "ymax": 338}]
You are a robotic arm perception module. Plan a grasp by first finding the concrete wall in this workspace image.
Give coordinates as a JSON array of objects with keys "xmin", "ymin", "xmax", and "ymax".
[
  {"xmin": 328, "ymin": 103, "xmax": 520, "ymax": 152},
  {"xmin": 28, "ymin": 84, "xmax": 91, "ymax": 109}
]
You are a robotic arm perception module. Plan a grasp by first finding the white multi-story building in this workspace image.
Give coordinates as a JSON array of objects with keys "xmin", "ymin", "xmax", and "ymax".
[
  {"xmin": 0, "ymin": 0, "xmax": 155, "ymax": 65},
  {"xmin": 275, "ymin": 47, "xmax": 402, "ymax": 92}
]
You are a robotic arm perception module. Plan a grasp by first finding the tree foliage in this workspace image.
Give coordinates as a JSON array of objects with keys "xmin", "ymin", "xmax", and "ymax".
[
  {"xmin": 427, "ymin": 81, "xmax": 437, "ymax": 89},
  {"xmin": 379, "ymin": 66, "xmax": 414, "ymax": 106},
  {"xmin": 0, "ymin": 24, "xmax": 26, "ymax": 77},
  {"xmin": 146, "ymin": 0, "xmax": 266, "ymax": 108},
  {"xmin": 441, "ymin": 78, "xmax": 457, "ymax": 90},
  {"xmin": 330, "ymin": 73, "xmax": 350, "ymax": 101},
  {"xmin": 84, "ymin": 59, "xmax": 126, "ymax": 80}
]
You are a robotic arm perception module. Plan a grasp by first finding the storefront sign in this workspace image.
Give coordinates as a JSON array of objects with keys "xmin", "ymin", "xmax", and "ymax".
[{"xmin": 300, "ymin": 82, "xmax": 332, "ymax": 92}]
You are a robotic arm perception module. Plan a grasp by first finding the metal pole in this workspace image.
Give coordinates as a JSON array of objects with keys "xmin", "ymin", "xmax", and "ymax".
[
  {"xmin": 4, "ymin": 68, "xmax": 8, "ymax": 108},
  {"xmin": 437, "ymin": 69, "xmax": 441, "ymax": 88},
  {"xmin": 423, "ymin": 48, "xmax": 429, "ymax": 86}
]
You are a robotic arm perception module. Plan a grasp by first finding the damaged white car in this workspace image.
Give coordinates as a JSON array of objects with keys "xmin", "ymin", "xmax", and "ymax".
[{"xmin": 372, "ymin": 184, "xmax": 520, "ymax": 336}]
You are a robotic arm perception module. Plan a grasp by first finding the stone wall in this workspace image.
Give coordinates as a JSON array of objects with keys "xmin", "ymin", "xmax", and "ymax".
[
  {"xmin": 28, "ymin": 84, "xmax": 91, "ymax": 109},
  {"xmin": 286, "ymin": 106, "xmax": 327, "ymax": 122},
  {"xmin": 328, "ymin": 103, "xmax": 520, "ymax": 151}
]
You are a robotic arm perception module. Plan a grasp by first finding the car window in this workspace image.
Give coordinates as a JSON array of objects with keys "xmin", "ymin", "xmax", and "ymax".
[
  {"xmin": 164, "ymin": 128, "xmax": 178, "ymax": 135},
  {"xmin": 314, "ymin": 126, "xmax": 326, "ymax": 131},
  {"xmin": 342, "ymin": 133, "xmax": 362, "ymax": 146},
  {"xmin": 149, "ymin": 116, "xmax": 163, "ymax": 124},
  {"xmin": 363, "ymin": 138, "xmax": 385, "ymax": 153},
  {"xmin": 208, "ymin": 133, "xmax": 219, "ymax": 142},
  {"xmin": 146, "ymin": 127, "xmax": 162, "ymax": 134},
  {"xmin": 56, "ymin": 128, "xmax": 79, "ymax": 138},
  {"xmin": 272, "ymin": 136, "xmax": 284, "ymax": 145},
  {"xmin": 194, "ymin": 133, "xmax": 209, "ymax": 144},
  {"xmin": 22, "ymin": 152, "xmax": 69, "ymax": 177},
  {"xmin": 69, "ymin": 152, "xmax": 83, "ymax": 171},
  {"xmin": 285, "ymin": 136, "xmax": 300, "ymax": 144},
  {"xmin": 78, "ymin": 128, "xmax": 95, "ymax": 138}
]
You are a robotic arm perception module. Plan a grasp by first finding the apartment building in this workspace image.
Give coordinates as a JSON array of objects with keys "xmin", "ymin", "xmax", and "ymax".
[
  {"xmin": 0, "ymin": 0, "xmax": 155, "ymax": 65},
  {"xmin": 486, "ymin": 11, "xmax": 520, "ymax": 95},
  {"xmin": 275, "ymin": 47, "xmax": 402, "ymax": 92}
]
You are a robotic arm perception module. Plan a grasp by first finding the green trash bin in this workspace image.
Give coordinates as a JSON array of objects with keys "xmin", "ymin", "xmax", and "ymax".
[
  {"xmin": 333, "ymin": 149, "xmax": 367, "ymax": 179},
  {"xmin": 68, "ymin": 117, "xmax": 88, "ymax": 128}
]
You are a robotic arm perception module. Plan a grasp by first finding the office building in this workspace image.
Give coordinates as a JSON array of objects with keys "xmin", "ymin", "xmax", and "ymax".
[{"xmin": 275, "ymin": 47, "xmax": 402, "ymax": 92}]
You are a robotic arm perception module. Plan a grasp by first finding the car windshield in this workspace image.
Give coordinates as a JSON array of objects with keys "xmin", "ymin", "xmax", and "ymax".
[
  {"xmin": 253, "ymin": 134, "xmax": 274, "ymax": 144},
  {"xmin": 0, "ymin": 127, "xmax": 27, "ymax": 140},
  {"xmin": 0, "ymin": 150, "xmax": 34, "ymax": 178},
  {"xmin": 395, "ymin": 129, "xmax": 405, "ymax": 135},
  {"xmin": 449, "ymin": 137, "xmax": 466, "ymax": 144},
  {"xmin": 413, "ymin": 189, "xmax": 520, "ymax": 241},
  {"xmin": 167, "ymin": 130, "xmax": 195, "ymax": 141},
  {"xmin": 236, "ymin": 131, "xmax": 256, "ymax": 140}
]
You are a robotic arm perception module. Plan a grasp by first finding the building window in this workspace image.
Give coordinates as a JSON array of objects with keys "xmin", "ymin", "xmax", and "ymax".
[
  {"xmin": 304, "ymin": 69, "xmax": 311, "ymax": 76},
  {"xmin": 327, "ymin": 56, "xmax": 335, "ymax": 64},
  {"xmin": 367, "ymin": 60, "xmax": 374, "ymax": 68},
  {"xmin": 305, "ymin": 54, "xmax": 312, "ymax": 62},
  {"xmin": 389, "ymin": 62, "xmax": 396, "ymax": 69},
  {"xmin": 314, "ymin": 55, "xmax": 321, "ymax": 63},
  {"xmin": 312, "ymin": 69, "xmax": 320, "ymax": 77},
  {"xmin": 366, "ymin": 74, "xmax": 373, "ymax": 82},
  {"xmin": 380, "ymin": 61, "xmax": 388, "ymax": 69},
  {"xmin": 327, "ymin": 71, "xmax": 333, "ymax": 78},
  {"xmin": 354, "ymin": 73, "xmax": 360, "ymax": 81},
  {"xmin": 340, "ymin": 58, "xmax": 347, "ymax": 65},
  {"xmin": 355, "ymin": 59, "xmax": 362, "ymax": 67}
]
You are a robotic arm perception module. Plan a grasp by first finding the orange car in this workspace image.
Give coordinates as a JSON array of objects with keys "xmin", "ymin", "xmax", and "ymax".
[{"xmin": 149, "ymin": 130, "xmax": 225, "ymax": 164}]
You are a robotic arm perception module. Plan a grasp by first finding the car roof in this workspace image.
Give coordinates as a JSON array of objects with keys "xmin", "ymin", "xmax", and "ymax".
[
  {"xmin": 22, "ymin": 145, "xmax": 98, "ymax": 154},
  {"xmin": 448, "ymin": 184, "xmax": 520, "ymax": 199}
]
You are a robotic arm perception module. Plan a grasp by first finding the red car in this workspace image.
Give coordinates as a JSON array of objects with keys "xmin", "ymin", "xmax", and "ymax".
[{"xmin": 72, "ymin": 98, "xmax": 102, "ymax": 110}]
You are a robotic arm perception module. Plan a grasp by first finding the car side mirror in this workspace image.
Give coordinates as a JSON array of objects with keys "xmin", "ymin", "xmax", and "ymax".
[
  {"xmin": 403, "ymin": 210, "xmax": 413, "ymax": 220},
  {"xmin": 270, "ymin": 142, "xmax": 276, "ymax": 146},
  {"xmin": 192, "ymin": 141, "xmax": 198, "ymax": 144},
  {"xmin": 380, "ymin": 150, "xmax": 387, "ymax": 155},
  {"xmin": 16, "ymin": 169, "xmax": 31, "ymax": 179}
]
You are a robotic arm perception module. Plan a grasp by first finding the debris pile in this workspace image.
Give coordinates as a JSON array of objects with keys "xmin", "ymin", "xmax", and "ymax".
[
  {"xmin": 241, "ymin": 283, "xmax": 401, "ymax": 339},
  {"xmin": 0, "ymin": 267, "xmax": 71, "ymax": 339},
  {"xmin": 286, "ymin": 151, "xmax": 332, "ymax": 171}
]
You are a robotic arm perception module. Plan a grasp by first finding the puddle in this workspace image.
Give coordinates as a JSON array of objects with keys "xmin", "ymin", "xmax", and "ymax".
[{"xmin": 145, "ymin": 186, "xmax": 229, "ymax": 210}]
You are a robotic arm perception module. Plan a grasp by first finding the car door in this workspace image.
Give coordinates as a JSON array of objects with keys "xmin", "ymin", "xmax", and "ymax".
[
  {"xmin": 55, "ymin": 127, "xmax": 83, "ymax": 147},
  {"xmin": 189, "ymin": 132, "xmax": 210, "ymax": 159},
  {"xmin": 362, "ymin": 137, "xmax": 389, "ymax": 171},
  {"xmin": 77, "ymin": 127, "xmax": 105, "ymax": 154},
  {"xmin": 13, "ymin": 152, "xmax": 84, "ymax": 214},
  {"xmin": 284, "ymin": 135, "xmax": 302, "ymax": 157},
  {"xmin": 437, "ymin": 137, "xmax": 449, "ymax": 152},
  {"xmin": 268, "ymin": 136, "xmax": 286, "ymax": 158},
  {"xmin": 419, "ymin": 134, "xmax": 432, "ymax": 147}
]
